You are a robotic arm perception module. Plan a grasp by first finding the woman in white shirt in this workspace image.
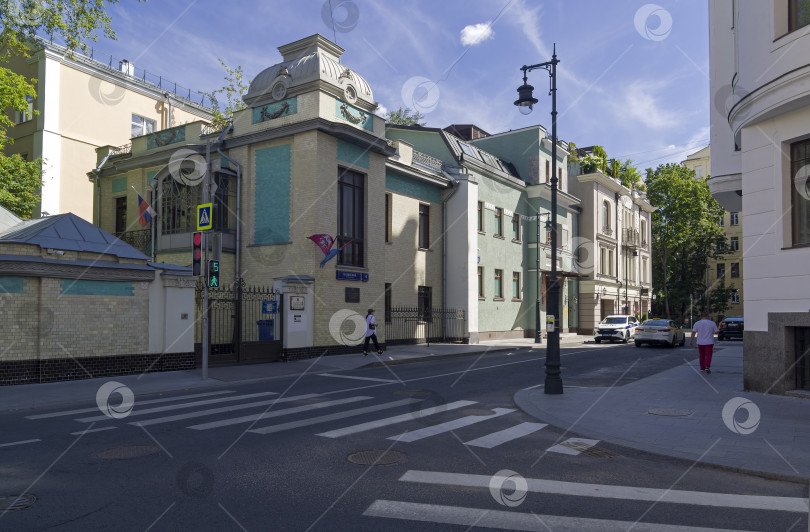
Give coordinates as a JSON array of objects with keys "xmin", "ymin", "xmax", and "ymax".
[{"xmin": 363, "ymin": 308, "xmax": 383, "ymax": 356}]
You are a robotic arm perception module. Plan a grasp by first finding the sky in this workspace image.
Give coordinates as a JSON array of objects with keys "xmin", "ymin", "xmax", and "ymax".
[{"xmin": 80, "ymin": 0, "xmax": 710, "ymax": 172}]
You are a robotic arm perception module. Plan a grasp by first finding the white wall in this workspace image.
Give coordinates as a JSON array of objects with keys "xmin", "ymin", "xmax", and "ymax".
[{"xmin": 445, "ymin": 177, "xmax": 479, "ymax": 341}]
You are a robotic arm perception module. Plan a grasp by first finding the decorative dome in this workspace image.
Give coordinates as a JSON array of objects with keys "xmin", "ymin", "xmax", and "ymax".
[{"xmin": 243, "ymin": 34, "xmax": 375, "ymax": 110}]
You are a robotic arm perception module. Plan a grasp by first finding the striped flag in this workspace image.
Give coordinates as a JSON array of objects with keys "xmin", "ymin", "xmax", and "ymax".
[{"xmin": 137, "ymin": 193, "xmax": 156, "ymax": 227}]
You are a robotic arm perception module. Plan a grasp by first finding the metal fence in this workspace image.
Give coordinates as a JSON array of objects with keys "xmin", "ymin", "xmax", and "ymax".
[
  {"xmin": 385, "ymin": 306, "xmax": 466, "ymax": 345},
  {"xmin": 194, "ymin": 280, "xmax": 282, "ymax": 364},
  {"xmin": 114, "ymin": 230, "xmax": 150, "ymax": 255}
]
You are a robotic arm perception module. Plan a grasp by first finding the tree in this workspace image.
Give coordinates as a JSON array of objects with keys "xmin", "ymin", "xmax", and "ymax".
[
  {"xmin": 592, "ymin": 145, "xmax": 608, "ymax": 173},
  {"xmin": 0, "ymin": 0, "xmax": 130, "ymax": 217},
  {"xmin": 203, "ymin": 59, "xmax": 248, "ymax": 130},
  {"xmin": 609, "ymin": 158, "xmax": 645, "ymax": 191},
  {"xmin": 646, "ymin": 163, "xmax": 728, "ymax": 322},
  {"xmin": 386, "ymin": 107, "xmax": 426, "ymax": 126}
]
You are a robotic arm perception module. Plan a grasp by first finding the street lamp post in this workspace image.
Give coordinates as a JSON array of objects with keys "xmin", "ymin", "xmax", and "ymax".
[{"xmin": 514, "ymin": 44, "xmax": 563, "ymax": 395}]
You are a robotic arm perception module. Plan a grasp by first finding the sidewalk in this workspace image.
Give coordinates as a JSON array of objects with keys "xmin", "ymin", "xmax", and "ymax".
[
  {"xmin": 0, "ymin": 335, "xmax": 591, "ymax": 413},
  {"xmin": 514, "ymin": 343, "xmax": 810, "ymax": 481}
]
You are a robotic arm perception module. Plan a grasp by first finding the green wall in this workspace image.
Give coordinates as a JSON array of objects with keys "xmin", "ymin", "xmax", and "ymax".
[{"xmin": 255, "ymin": 144, "xmax": 291, "ymax": 244}]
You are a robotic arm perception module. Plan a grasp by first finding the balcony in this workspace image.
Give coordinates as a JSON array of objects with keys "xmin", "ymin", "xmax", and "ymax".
[
  {"xmin": 623, "ymin": 228, "xmax": 640, "ymax": 248},
  {"xmin": 600, "ymin": 226, "xmax": 613, "ymax": 237},
  {"xmin": 114, "ymin": 229, "xmax": 151, "ymax": 255},
  {"xmin": 412, "ymin": 150, "xmax": 444, "ymax": 172}
]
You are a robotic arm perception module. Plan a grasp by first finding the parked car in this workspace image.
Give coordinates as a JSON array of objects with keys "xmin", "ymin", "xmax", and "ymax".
[
  {"xmin": 718, "ymin": 317, "xmax": 744, "ymax": 341},
  {"xmin": 634, "ymin": 319, "xmax": 685, "ymax": 348},
  {"xmin": 594, "ymin": 315, "xmax": 640, "ymax": 344}
]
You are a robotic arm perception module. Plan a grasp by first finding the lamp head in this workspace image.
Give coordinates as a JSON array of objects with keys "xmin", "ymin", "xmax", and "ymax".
[{"xmin": 514, "ymin": 82, "xmax": 538, "ymax": 114}]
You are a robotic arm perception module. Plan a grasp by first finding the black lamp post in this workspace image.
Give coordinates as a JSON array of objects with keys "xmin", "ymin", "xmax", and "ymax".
[
  {"xmin": 515, "ymin": 44, "xmax": 562, "ymax": 395},
  {"xmin": 624, "ymin": 248, "xmax": 639, "ymax": 314}
]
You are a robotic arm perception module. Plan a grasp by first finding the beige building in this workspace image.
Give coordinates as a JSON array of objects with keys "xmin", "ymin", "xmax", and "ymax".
[
  {"xmin": 6, "ymin": 37, "xmax": 211, "ymax": 222},
  {"xmin": 683, "ymin": 146, "xmax": 744, "ymax": 320}
]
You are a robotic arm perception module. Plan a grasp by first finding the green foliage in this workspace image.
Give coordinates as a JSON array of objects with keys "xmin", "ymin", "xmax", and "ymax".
[
  {"xmin": 0, "ymin": 0, "xmax": 130, "ymax": 218},
  {"xmin": 592, "ymin": 145, "xmax": 608, "ymax": 173},
  {"xmin": 646, "ymin": 163, "xmax": 728, "ymax": 322},
  {"xmin": 580, "ymin": 154, "xmax": 604, "ymax": 173},
  {"xmin": 0, "ymin": 153, "xmax": 42, "ymax": 218},
  {"xmin": 203, "ymin": 59, "xmax": 248, "ymax": 130},
  {"xmin": 567, "ymin": 141, "xmax": 578, "ymax": 161},
  {"xmin": 386, "ymin": 107, "xmax": 426, "ymax": 126},
  {"xmin": 609, "ymin": 158, "xmax": 645, "ymax": 191}
]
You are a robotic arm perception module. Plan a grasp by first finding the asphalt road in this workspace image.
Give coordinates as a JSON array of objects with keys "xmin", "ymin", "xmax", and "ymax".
[{"xmin": 1, "ymin": 341, "xmax": 806, "ymax": 531}]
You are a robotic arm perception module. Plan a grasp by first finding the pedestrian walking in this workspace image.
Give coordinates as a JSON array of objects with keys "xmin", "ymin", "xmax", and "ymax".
[
  {"xmin": 363, "ymin": 308, "xmax": 383, "ymax": 356},
  {"xmin": 690, "ymin": 312, "xmax": 719, "ymax": 373}
]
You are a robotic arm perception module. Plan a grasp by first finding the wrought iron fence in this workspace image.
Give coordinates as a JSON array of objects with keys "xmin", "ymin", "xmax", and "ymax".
[
  {"xmin": 114, "ymin": 229, "xmax": 150, "ymax": 255},
  {"xmin": 386, "ymin": 305, "xmax": 466, "ymax": 345}
]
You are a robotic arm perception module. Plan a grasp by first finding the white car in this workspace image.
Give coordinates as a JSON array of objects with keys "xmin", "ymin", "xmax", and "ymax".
[
  {"xmin": 634, "ymin": 319, "xmax": 686, "ymax": 348},
  {"xmin": 594, "ymin": 315, "xmax": 640, "ymax": 344}
]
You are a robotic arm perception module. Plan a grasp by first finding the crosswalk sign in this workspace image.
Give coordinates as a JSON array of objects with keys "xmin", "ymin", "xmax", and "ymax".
[{"xmin": 197, "ymin": 203, "xmax": 213, "ymax": 231}]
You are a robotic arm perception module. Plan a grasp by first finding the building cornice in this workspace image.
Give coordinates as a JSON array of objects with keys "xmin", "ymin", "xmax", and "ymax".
[
  {"xmin": 0, "ymin": 255, "xmax": 154, "ymax": 281},
  {"xmin": 385, "ymin": 160, "xmax": 452, "ymax": 189}
]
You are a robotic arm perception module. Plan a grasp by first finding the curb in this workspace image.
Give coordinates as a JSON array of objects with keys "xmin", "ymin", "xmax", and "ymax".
[
  {"xmin": 359, "ymin": 346, "xmax": 532, "ymax": 368},
  {"xmin": 512, "ymin": 389, "xmax": 809, "ymax": 485}
]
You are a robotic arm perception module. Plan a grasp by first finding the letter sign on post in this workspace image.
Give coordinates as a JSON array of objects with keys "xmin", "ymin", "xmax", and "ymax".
[
  {"xmin": 208, "ymin": 260, "xmax": 220, "ymax": 288},
  {"xmin": 192, "ymin": 232, "xmax": 202, "ymax": 277}
]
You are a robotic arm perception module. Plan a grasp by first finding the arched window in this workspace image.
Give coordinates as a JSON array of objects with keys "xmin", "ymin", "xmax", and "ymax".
[{"xmin": 602, "ymin": 200, "xmax": 611, "ymax": 233}]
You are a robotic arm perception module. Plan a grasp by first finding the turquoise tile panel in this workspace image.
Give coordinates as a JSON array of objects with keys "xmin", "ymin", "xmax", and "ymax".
[
  {"xmin": 255, "ymin": 145, "xmax": 291, "ymax": 244},
  {"xmin": 111, "ymin": 177, "xmax": 127, "ymax": 194},
  {"xmin": 252, "ymin": 97, "xmax": 297, "ymax": 123},
  {"xmin": 335, "ymin": 100, "xmax": 373, "ymax": 131},
  {"xmin": 0, "ymin": 276, "xmax": 27, "ymax": 294},
  {"xmin": 385, "ymin": 170, "xmax": 441, "ymax": 204},
  {"xmin": 337, "ymin": 139, "xmax": 370, "ymax": 169},
  {"xmin": 60, "ymin": 279, "xmax": 134, "ymax": 296},
  {"xmin": 147, "ymin": 126, "xmax": 186, "ymax": 150}
]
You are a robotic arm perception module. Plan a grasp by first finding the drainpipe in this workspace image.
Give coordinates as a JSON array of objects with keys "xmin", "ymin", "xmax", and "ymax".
[
  {"xmin": 164, "ymin": 92, "xmax": 173, "ymax": 128},
  {"xmin": 92, "ymin": 152, "xmax": 112, "ymax": 226}
]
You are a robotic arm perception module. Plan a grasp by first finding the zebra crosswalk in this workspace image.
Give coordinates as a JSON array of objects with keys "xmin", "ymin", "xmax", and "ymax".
[{"xmin": 24, "ymin": 388, "xmax": 608, "ymax": 456}]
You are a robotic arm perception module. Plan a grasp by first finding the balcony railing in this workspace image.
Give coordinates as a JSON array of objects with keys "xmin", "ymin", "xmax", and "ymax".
[
  {"xmin": 109, "ymin": 143, "xmax": 132, "ymax": 158},
  {"xmin": 600, "ymin": 226, "xmax": 613, "ymax": 237},
  {"xmin": 114, "ymin": 229, "xmax": 151, "ymax": 255},
  {"xmin": 623, "ymin": 228, "xmax": 640, "ymax": 248},
  {"xmin": 412, "ymin": 150, "xmax": 444, "ymax": 172}
]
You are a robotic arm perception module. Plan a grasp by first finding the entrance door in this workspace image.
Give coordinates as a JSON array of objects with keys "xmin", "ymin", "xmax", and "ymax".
[
  {"xmin": 795, "ymin": 327, "xmax": 810, "ymax": 391},
  {"xmin": 600, "ymin": 299, "xmax": 614, "ymax": 320}
]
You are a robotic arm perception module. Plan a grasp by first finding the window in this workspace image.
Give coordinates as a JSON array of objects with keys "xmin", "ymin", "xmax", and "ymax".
[
  {"xmin": 731, "ymin": 262, "xmax": 739, "ymax": 278},
  {"xmin": 731, "ymin": 290, "xmax": 740, "ymax": 304},
  {"xmin": 608, "ymin": 249, "xmax": 615, "ymax": 276},
  {"xmin": 791, "ymin": 139, "xmax": 810, "ymax": 245},
  {"xmin": 717, "ymin": 263, "xmax": 725, "ymax": 278},
  {"xmin": 494, "ymin": 269, "xmax": 503, "ymax": 299},
  {"xmin": 602, "ymin": 200, "xmax": 611, "ymax": 233},
  {"xmin": 417, "ymin": 286, "xmax": 432, "ymax": 322},
  {"xmin": 512, "ymin": 272, "xmax": 520, "ymax": 299},
  {"xmin": 545, "ymin": 160, "xmax": 550, "ymax": 184},
  {"xmin": 115, "ymin": 197, "xmax": 127, "ymax": 233},
  {"xmin": 512, "ymin": 213, "xmax": 521, "ymax": 241},
  {"xmin": 477, "ymin": 201, "xmax": 484, "ymax": 232},
  {"xmin": 558, "ymin": 167, "xmax": 562, "ymax": 183},
  {"xmin": 789, "ymin": 0, "xmax": 810, "ymax": 32},
  {"xmin": 642, "ymin": 257, "xmax": 648, "ymax": 283},
  {"xmin": 494, "ymin": 207, "xmax": 503, "ymax": 237},
  {"xmin": 640, "ymin": 219, "xmax": 647, "ymax": 246},
  {"xmin": 160, "ymin": 180, "xmax": 202, "ymax": 235},
  {"xmin": 385, "ymin": 194, "xmax": 391, "ymax": 243},
  {"xmin": 418, "ymin": 203, "xmax": 430, "ymax": 249},
  {"xmin": 695, "ymin": 167, "xmax": 702, "ymax": 179},
  {"xmin": 459, "ymin": 142, "xmax": 479, "ymax": 160},
  {"xmin": 384, "ymin": 283, "xmax": 392, "ymax": 323},
  {"xmin": 730, "ymin": 212, "xmax": 739, "ymax": 226},
  {"xmin": 14, "ymin": 95, "xmax": 33, "ymax": 124},
  {"xmin": 600, "ymin": 247, "xmax": 607, "ymax": 275},
  {"xmin": 729, "ymin": 236, "xmax": 739, "ymax": 252},
  {"xmin": 478, "ymin": 267, "xmax": 484, "ymax": 298},
  {"xmin": 338, "ymin": 168, "xmax": 364, "ymax": 267},
  {"xmin": 718, "ymin": 214, "xmax": 725, "ymax": 227},
  {"xmin": 131, "ymin": 114, "xmax": 155, "ymax": 138}
]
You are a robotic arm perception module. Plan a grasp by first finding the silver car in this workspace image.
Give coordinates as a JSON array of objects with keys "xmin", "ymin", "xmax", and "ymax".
[
  {"xmin": 634, "ymin": 319, "xmax": 685, "ymax": 348},
  {"xmin": 594, "ymin": 315, "xmax": 640, "ymax": 344}
]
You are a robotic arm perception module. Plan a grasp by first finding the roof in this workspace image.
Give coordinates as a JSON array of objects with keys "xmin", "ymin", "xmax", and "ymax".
[
  {"xmin": 0, "ymin": 205, "xmax": 21, "ymax": 232},
  {"xmin": 0, "ymin": 213, "xmax": 149, "ymax": 260}
]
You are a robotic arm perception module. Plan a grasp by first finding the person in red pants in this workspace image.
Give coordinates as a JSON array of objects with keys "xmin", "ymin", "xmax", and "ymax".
[{"xmin": 690, "ymin": 313, "xmax": 719, "ymax": 373}]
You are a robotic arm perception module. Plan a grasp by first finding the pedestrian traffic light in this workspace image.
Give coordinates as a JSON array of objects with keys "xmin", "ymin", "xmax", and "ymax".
[
  {"xmin": 208, "ymin": 260, "xmax": 219, "ymax": 288},
  {"xmin": 192, "ymin": 232, "xmax": 202, "ymax": 276}
]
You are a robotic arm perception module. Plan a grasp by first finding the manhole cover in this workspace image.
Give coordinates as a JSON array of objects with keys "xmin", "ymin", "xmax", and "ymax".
[
  {"xmin": 0, "ymin": 495, "xmax": 36, "ymax": 511},
  {"xmin": 92, "ymin": 445, "xmax": 161, "ymax": 461},
  {"xmin": 648, "ymin": 408, "xmax": 694, "ymax": 417},
  {"xmin": 394, "ymin": 390, "xmax": 432, "ymax": 397},
  {"xmin": 459, "ymin": 408, "xmax": 496, "ymax": 416},
  {"xmin": 347, "ymin": 450, "xmax": 407, "ymax": 466}
]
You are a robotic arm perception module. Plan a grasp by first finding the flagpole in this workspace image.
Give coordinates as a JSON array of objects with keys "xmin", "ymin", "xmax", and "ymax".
[{"xmin": 131, "ymin": 185, "xmax": 157, "ymax": 261}]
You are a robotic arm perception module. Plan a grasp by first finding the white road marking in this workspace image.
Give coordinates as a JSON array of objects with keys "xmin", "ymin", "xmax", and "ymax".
[
  {"xmin": 363, "ymin": 500, "xmax": 745, "ymax": 532},
  {"xmin": 389, "ymin": 408, "xmax": 515, "ymax": 443},
  {"xmin": 243, "ymin": 398, "xmax": 419, "ymax": 435},
  {"xmin": 318, "ymin": 373, "xmax": 398, "ymax": 383},
  {"xmin": 131, "ymin": 394, "xmax": 352, "ymax": 428},
  {"xmin": 317, "ymin": 400, "xmax": 477, "ymax": 439},
  {"xmin": 398, "ymin": 470, "xmax": 809, "ymax": 513},
  {"xmin": 70, "ymin": 426, "xmax": 116, "ymax": 435},
  {"xmin": 25, "ymin": 390, "xmax": 236, "ymax": 420},
  {"xmin": 76, "ymin": 391, "xmax": 278, "ymax": 422},
  {"xmin": 547, "ymin": 437, "xmax": 601, "ymax": 455},
  {"xmin": 521, "ymin": 383, "xmax": 544, "ymax": 390},
  {"xmin": 0, "ymin": 439, "xmax": 40, "ymax": 448},
  {"xmin": 463, "ymin": 422, "xmax": 547, "ymax": 448}
]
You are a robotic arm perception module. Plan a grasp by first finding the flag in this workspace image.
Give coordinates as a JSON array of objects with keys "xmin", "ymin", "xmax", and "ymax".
[
  {"xmin": 319, "ymin": 239, "xmax": 352, "ymax": 268},
  {"xmin": 308, "ymin": 234, "xmax": 335, "ymax": 255},
  {"xmin": 137, "ymin": 193, "xmax": 156, "ymax": 227}
]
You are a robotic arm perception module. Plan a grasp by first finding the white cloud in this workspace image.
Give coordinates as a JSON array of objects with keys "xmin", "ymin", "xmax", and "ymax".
[
  {"xmin": 376, "ymin": 103, "xmax": 389, "ymax": 117},
  {"xmin": 460, "ymin": 23, "xmax": 494, "ymax": 46},
  {"xmin": 616, "ymin": 80, "xmax": 682, "ymax": 130}
]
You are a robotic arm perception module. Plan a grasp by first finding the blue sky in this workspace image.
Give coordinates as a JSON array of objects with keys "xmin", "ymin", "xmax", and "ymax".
[{"xmin": 89, "ymin": 0, "xmax": 709, "ymax": 172}]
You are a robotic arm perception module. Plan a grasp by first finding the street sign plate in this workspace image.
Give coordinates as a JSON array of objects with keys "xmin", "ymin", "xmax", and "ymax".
[
  {"xmin": 262, "ymin": 301, "xmax": 277, "ymax": 314},
  {"xmin": 197, "ymin": 203, "xmax": 213, "ymax": 231}
]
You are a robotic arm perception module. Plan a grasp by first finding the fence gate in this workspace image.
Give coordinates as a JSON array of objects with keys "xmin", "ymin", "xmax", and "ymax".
[
  {"xmin": 194, "ymin": 279, "xmax": 282, "ymax": 365},
  {"xmin": 386, "ymin": 306, "xmax": 466, "ymax": 345}
]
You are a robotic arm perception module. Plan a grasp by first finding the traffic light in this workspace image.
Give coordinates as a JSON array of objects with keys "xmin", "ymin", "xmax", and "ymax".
[
  {"xmin": 192, "ymin": 232, "xmax": 202, "ymax": 276},
  {"xmin": 208, "ymin": 260, "xmax": 219, "ymax": 288}
]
